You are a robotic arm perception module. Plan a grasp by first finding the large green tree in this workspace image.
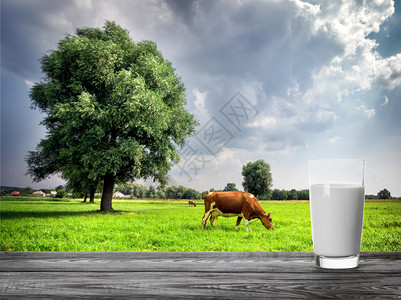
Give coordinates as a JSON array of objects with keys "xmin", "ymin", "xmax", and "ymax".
[
  {"xmin": 241, "ymin": 159, "xmax": 273, "ymax": 199},
  {"xmin": 26, "ymin": 21, "xmax": 197, "ymax": 211}
]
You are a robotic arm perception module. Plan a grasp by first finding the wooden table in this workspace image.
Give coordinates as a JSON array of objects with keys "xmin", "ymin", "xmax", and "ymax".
[{"xmin": 1, "ymin": 252, "xmax": 400, "ymax": 298}]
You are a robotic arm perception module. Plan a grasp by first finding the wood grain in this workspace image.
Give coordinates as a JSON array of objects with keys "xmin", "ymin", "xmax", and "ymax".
[{"xmin": 1, "ymin": 252, "xmax": 400, "ymax": 298}]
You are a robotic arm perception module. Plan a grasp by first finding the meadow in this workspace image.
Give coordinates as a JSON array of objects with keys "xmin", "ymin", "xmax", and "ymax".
[{"xmin": 1, "ymin": 196, "xmax": 400, "ymax": 252}]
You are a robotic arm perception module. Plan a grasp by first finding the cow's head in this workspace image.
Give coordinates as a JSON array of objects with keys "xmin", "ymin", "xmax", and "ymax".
[{"xmin": 261, "ymin": 212, "xmax": 273, "ymax": 230}]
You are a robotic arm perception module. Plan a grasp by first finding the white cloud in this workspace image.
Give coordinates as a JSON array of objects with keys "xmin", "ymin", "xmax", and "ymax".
[
  {"xmin": 296, "ymin": 0, "xmax": 395, "ymax": 106},
  {"xmin": 74, "ymin": 0, "xmax": 92, "ymax": 9},
  {"xmin": 192, "ymin": 88, "xmax": 207, "ymax": 109},
  {"xmin": 192, "ymin": 88, "xmax": 209, "ymax": 120},
  {"xmin": 326, "ymin": 136, "xmax": 341, "ymax": 144},
  {"xmin": 24, "ymin": 80, "xmax": 34, "ymax": 88},
  {"xmin": 376, "ymin": 53, "xmax": 401, "ymax": 89},
  {"xmin": 382, "ymin": 96, "xmax": 389, "ymax": 106},
  {"xmin": 247, "ymin": 116, "xmax": 277, "ymax": 129},
  {"xmin": 356, "ymin": 104, "xmax": 376, "ymax": 118},
  {"xmin": 316, "ymin": 110, "xmax": 337, "ymax": 123},
  {"xmin": 171, "ymin": 147, "xmax": 244, "ymax": 191}
]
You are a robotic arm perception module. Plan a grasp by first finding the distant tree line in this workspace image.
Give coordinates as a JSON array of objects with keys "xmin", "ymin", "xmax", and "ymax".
[
  {"xmin": 0, "ymin": 179, "xmax": 396, "ymax": 201},
  {"xmin": 112, "ymin": 182, "xmax": 310, "ymax": 200},
  {"xmin": 0, "ymin": 186, "xmax": 65, "ymax": 196},
  {"xmin": 270, "ymin": 189, "xmax": 310, "ymax": 200},
  {"xmin": 114, "ymin": 183, "xmax": 203, "ymax": 200}
]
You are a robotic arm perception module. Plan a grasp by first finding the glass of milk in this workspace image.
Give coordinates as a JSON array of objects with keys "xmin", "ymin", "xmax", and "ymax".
[{"xmin": 309, "ymin": 159, "xmax": 365, "ymax": 269}]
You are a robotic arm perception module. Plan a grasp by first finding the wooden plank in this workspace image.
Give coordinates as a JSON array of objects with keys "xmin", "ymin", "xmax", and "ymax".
[
  {"xmin": 1, "ymin": 271, "xmax": 400, "ymax": 298},
  {"xmin": 1, "ymin": 252, "xmax": 400, "ymax": 298},
  {"xmin": 1, "ymin": 252, "xmax": 400, "ymax": 273}
]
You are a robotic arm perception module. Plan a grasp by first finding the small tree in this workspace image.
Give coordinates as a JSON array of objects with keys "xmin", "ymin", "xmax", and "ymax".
[
  {"xmin": 223, "ymin": 183, "xmax": 238, "ymax": 191},
  {"xmin": 56, "ymin": 190, "xmax": 67, "ymax": 198},
  {"xmin": 377, "ymin": 189, "xmax": 391, "ymax": 199},
  {"xmin": 22, "ymin": 186, "xmax": 33, "ymax": 195},
  {"xmin": 242, "ymin": 160, "xmax": 273, "ymax": 199}
]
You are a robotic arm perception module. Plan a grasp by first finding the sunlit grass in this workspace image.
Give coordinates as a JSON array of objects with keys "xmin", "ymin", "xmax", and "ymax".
[{"xmin": 1, "ymin": 197, "xmax": 399, "ymax": 251}]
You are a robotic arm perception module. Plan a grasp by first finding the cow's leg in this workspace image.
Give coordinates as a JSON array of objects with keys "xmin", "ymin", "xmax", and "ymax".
[
  {"xmin": 235, "ymin": 217, "xmax": 243, "ymax": 230},
  {"xmin": 244, "ymin": 219, "xmax": 249, "ymax": 232},
  {"xmin": 201, "ymin": 202, "xmax": 215, "ymax": 228},
  {"xmin": 201, "ymin": 202, "xmax": 215, "ymax": 229},
  {"xmin": 210, "ymin": 213, "xmax": 218, "ymax": 227},
  {"xmin": 202, "ymin": 204, "xmax": 210, "ymax": 228},
  {"xmin": 201, "ymin": 213, "xmax": 210, "ymax": 228}
]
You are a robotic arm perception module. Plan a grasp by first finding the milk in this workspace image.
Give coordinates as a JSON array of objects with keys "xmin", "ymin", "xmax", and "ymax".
[{"xmin": 310, "ymin": 184, "xmax": 365, "ymax": 257}]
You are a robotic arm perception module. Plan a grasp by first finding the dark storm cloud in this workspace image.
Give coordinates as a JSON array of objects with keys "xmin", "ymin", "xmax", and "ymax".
[
  {"xmin": 1, "ymin": 0, "xmax": 72, "ymax": 79},
  {"xmin": 170, "ymin": 0, "xmax": 343, "ymax": 125},
  {"xmin": 164, "ymin": 0, "xmax": 199, "ymax": 25}
]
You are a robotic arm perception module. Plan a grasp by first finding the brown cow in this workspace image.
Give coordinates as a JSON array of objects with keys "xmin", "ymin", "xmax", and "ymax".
[
  {"xmin": 188, "ymin": 200, "xmax": 196, "ymax": 207},
  {"xmin": 202, "ymin": 191, "xmax": 273, "ymax": 231}
]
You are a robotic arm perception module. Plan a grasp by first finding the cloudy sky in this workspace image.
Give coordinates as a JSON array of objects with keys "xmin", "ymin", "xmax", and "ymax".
[{"xmin": 1, "ymin": 0, "xmax": 401, "ymax": 196}]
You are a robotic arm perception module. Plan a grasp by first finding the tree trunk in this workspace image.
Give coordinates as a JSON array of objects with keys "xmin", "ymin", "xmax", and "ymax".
[
  {"xmin": 89, "ymin": 185, "xmax": 96, "ymax": 203},
  {"xmin": 83, "ymin": 193, "xmax": 87, "ymax": 203},
  {"xmin": 100, "ymin": 173, "xmax": 115, "ymax": 212}
]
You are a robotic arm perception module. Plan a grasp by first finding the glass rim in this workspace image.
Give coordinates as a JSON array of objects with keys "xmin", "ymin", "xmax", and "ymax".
[{"xmin": 309, "ymin": 158, "xmax": 365, "ymax": 187}]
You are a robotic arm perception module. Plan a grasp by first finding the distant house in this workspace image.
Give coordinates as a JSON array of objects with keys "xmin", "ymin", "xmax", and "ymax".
[
  {"xmin": 10, "ymin": 191, "xmax": 20, "ymax": 196},
  {"xmin": 33, "ymin": 191, "xmax": 46, "ymax": 197},
  {"xmin": 113, "ymin": 191, "xmax": 125, "ymax": 198}
]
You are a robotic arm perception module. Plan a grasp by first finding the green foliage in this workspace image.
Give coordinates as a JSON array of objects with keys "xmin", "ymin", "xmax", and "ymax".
[
  {"xmin": 223, "ymin": 183, "xmax": 238, "ymax": 191},
  {"xmin": 55, "ymin": 185, "xmax": 65, "ymax": 191},
  {"xmin": 270, "ymin": 189, "xmax": 309, "ymax": 200},
  {"xmin": 377, "ymin": 188, "xmax": 391, "ymax": 199},
  {"xmin": 21, "ymin": 187, "xmax": 33, "ymax": 195},
  {"xmin": 288, "ymin": 189, "xmax": 298, "ymax": 200},
  {"xmin": 182, "ymin": 188, "xmax": 201, "ymax": 199},
  {"xmin": 26, "ymin": 21, "xmax": 198, "ymax": 211},
  {"xmin": 297, "ymin": 189, "xmax": 310, "ymax": 200},
  {"xmin": 1, "ymin": 197, "xmax": 399, "ymax": 251},
  {"xmin": 242, "ymin": 160, "xmax": 273, "ymax": 199},
  {"xmin": 272, "ymin": 189, "xmax": 288, "ymax": 201},
  {"xmin": 114, "ymin": 183, "xmax": 201, "ymax": 200},
  {"xmin": 55, "ymin": 190, "xmax": 67, "ymax": 198}
]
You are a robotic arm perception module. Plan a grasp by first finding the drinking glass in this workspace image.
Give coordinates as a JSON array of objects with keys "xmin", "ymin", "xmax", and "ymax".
[{"xmin": 309, "ymin": 159, "xmax": 365, "ymax": 269}]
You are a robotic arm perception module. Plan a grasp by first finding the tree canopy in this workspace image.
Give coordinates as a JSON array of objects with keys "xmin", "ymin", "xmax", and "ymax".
[
  {"xmin": 26, "ymin": 21, "xmax": 197, "ymax": 211},
  {"xmin": 241, "ymin": 159, "xmax": 273, "ymax": 199},
  {"xmin": 377, "ymin": 189, "xmax": 391, "ymax": 199},
  {"xmin": 223, "ymin": 183, "xmax": 238, "ymax": 191}
]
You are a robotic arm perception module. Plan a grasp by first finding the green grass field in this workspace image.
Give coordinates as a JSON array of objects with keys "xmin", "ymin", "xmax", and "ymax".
[{"xmin": 1, "ymin": 196, "xmax": 400, "ymax": 251}]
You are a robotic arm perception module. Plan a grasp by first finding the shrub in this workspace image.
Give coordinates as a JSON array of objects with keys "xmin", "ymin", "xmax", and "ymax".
[{"xmin": 56, "ymin": 190, "xmax": 67, "ymax": 198}]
